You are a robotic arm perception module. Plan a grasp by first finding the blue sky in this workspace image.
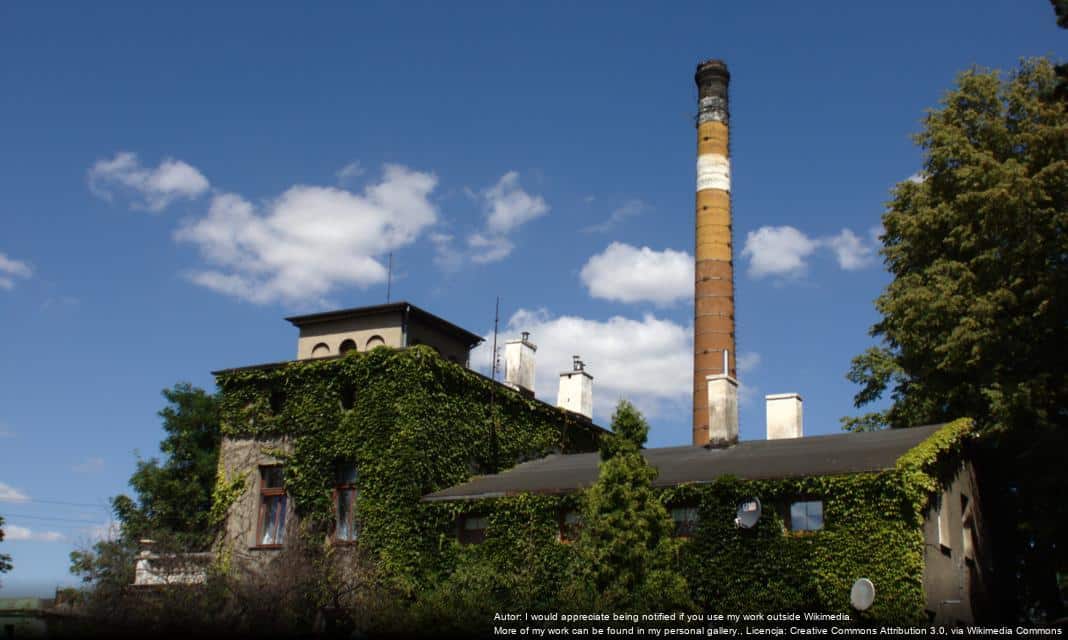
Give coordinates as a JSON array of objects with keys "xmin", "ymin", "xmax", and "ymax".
[{"xmin": 0, "ymin": 0, "xmax": 1062, "ymax": 597}]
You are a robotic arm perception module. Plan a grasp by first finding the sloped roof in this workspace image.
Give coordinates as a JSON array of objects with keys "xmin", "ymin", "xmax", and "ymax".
[{"xmin": 422, "ymin": 424, "xmax": 945, "ymax": 502}]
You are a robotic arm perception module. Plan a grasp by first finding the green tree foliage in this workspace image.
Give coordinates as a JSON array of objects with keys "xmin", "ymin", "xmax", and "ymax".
[
  {"xmin": 1052, "ymin": 0, "xmax": 1068, "ymax": 29},
  {"xmin": 0, "ymin": 515, "xmax": 13, "ymax": 580},
  {"xmin": 71, "ymin": 383, "xmax": 221, "ymax": 591},
  {"xmin": 844, "ymin": 58, "xmax": 1067, "ymax": 621},
  {"xmin": 112, "ymin": 383, "xmax": 222, "ymax": 549},
  {"xmin": 566, "ymin": 400, "xmax": 691, "ymax": 611}
]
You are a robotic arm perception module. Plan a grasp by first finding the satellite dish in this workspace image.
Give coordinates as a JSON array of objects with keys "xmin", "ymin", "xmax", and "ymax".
[
  {"xmin": 734, "ymin": 497, "xmax": 761, "ymax": 529},
  {"xmin": 850, "ymin": 578, "xmax": 875, "ymax": 611}
]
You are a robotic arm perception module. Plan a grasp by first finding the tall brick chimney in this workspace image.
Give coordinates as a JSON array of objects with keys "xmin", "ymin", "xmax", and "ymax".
[{"xmin": 693, "ymin": 60, "xmax": 738, "ymax": 446}]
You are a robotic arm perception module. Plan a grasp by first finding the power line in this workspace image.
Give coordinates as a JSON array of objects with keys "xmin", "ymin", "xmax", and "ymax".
[
  {"xmin": 1, "ymin": 498, "xmax": 112, "ymax": 510},
  {"xmin": 0, "ymin": 512, "xmax": 106, "ymax": 525}
]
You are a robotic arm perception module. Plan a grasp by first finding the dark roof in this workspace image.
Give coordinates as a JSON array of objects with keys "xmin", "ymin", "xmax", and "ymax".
[
  {"xmin": 284, "ymin": 301, "xmax": 483, "ymax": 347},
  {"xmin": 422, "ymin": 424, "xmax": 946, "ymax": 502}
]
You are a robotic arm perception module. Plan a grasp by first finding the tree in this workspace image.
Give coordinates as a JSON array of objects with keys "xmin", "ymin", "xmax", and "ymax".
[
  {"xmin": 112, "ymin": 382, "xmax": 222, "ymax": 549},
  {"xmin": 1052, "ymin": 0, "xmax": 1068, "ymax": 29},
  {"xmin": 843, "ymin": 58, "xmax": 1067, "ymax": 621},
  {"xmin": 0, "ymin": 515, "xmax": 13, "ymax": 582},
  {"xmin": 71, "ymin": 383, "xmax": 221, "ymax": 590},
  {"xmin": 565, "ymin": 400, "xmax": 691, "ymax": 612}
]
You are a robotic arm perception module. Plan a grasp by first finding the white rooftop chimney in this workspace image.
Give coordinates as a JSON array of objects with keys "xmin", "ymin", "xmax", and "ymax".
[
  {"xmin": 766, "ymin": 393, "xmax": 803, "ymax": 440},
  {"xmin": 504, "ymin": 332, "xmax": 537, "ymax": 396},
  {"xmin": 707, "ymin": 349, "xmax": 739, "ymax": 447},
  {"xmin": 557, "ymin": 355, "xmax": 593, "ymax": 419}
]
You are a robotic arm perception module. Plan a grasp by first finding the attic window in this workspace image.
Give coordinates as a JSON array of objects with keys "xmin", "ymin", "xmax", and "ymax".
[
  {"xmin": 671, "ymin": 506, "xmax": 699, "ymax": 537},
  {"xmin": 311, "ymin": 342, "xmax": 330, "ymax": 357},
  {"xmin": 458, "ymin": 515, "xmax": 487, "ymax": 545},
  {"xmin": 365, "ymin": 335, "xmax": 385, "ymax": 349},
  {"xmin": 788, "ymin": 500, "xmax": 823, "ymax": 532},
  {"xmin": 269, "ymin": 390, "xmax": 286, "ymax": 414},
  {"xmin": 339, "ymin": 382, "xmax": 357, "ymax": 410},
  {"xmin": 339, "ymin": 339, "xmax": 357, "ymax": 355},
  {"xmin": 559, "ymin": 510, "xmax": 582, "ymax": 542}
]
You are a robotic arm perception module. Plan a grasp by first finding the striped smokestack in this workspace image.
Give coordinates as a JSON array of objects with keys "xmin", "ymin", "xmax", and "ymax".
[{"xmin": 693, "ymin": 59, "xmax": 737, "ymax": 446}]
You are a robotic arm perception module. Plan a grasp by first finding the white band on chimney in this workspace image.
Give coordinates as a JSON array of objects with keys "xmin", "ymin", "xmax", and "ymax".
[{"xmin": 696, "ymin": 153, "xmax": 731, "ymax": 192}]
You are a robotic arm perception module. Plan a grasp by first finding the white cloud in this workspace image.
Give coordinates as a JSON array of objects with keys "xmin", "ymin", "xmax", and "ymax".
[
  {"xmin": 460, "ymin": 172, "xmax": 548, "ymax": 264},
  {"xmin": 175, "ymin": 164, "xmax": 438, "ymax": 305},
  {"xmin": 742, "ymin": 226, "xmax": 820, "ymax": 278},
  {"xmin": 430, "ymin": 233, "xmax": 464, "ymax": 271},
  {"xmin": 0, "ymin": 252, "xmax": 33, "ymax": 291},
  {"xmin": 582, "ymin": 199, "xmax": 647, "ymax": 233},
  {"xmin": 88, "ymin": 152, "xmax": 210, "ymax": 212},
  {"xmin": 0, "ymin": 482, "xmax": 29, "ymax": 503},
  {"xmin": 0, "ymin": 425, "xmax": 12, "ymax": 439},
  {"xmin": 467, "ymin": 233, "xmax": 515, "ymax": 264},
  {"xmin": 4, "ymin": 525, "xmax": 64, "ymax": 542},
  {"xmin": 72, "ymin": 457, "xmax": 105, "ymax": 473},
  {"xmin": 336, "ymin": 161, "xmax": 365, "ymax": 183},
  {"xmin": 869, "ymin": 224, "xmax": 884, "ymax": 244},
  {"xmin": 580, "ymin": 243, "xmax": 693, "ymax": 306},
  {"xmin": 483, "ymin": 171, "xmax": 548, "ymax": 235},
  {"xmin": 742, "ymin": 225, "xmax": 879, "ymax": 278},
  {"xmin": 826, "ymin": 229, "xmax": 875, "ymax": 270},
  {"xmin": 472, "ymin": 308, "xmax": 692, "ymax": 421},
  {"xmin": 736, "ymin": 351, "xmax": 761, "ymax": 374},
  {"xmin": 907, "ymin": 172, "xmax": 926, "ymax": 184},
  {"xmin": 435, "ymin": 171, "xmax": 549, "ymax": 267}
]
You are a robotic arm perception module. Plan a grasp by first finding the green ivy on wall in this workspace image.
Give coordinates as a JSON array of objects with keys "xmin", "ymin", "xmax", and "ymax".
[
  {"xmin": 418, "ymin": 420, "xmax": 974, "ymax": 627},
  {"xmin": 212, "ymin": 348, "xmax": 972, "ymax": 627},
  {"xmin": 214, "ymin": 345, "xmax": 601, "ymax": 593}
]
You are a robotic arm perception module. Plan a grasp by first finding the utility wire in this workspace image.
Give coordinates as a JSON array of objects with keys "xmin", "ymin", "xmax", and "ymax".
[
  {"xmin": 1, "ymin": 498, "xmax": 112, "ymax": 509},
  {"xmin": 0, "ymin": 512, "xmax": 106, "ymax": 524}
]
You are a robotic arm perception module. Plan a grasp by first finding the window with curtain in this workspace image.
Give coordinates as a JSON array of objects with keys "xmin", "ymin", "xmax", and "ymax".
[{"xmin": 257, "ymin": 466, "xmax": 287, "ymax": 546}]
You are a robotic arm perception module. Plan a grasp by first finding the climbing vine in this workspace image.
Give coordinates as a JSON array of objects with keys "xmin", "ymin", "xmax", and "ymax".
[
  {"xmin": 211, "ymin": 349, "xmax": 972, "ymax": 629},
  {"xmin": 213, "ymin": 346, "xmax": 601, "ymax": 593}
]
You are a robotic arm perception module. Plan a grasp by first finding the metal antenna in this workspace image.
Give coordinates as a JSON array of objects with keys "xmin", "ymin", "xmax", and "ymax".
[
  {"xmin": 386, "ymin": 252, "xmax": 393, "ymax": 302},
  {"xmin": 488, "ymin": 296, "xmax": 501, "ymax": 473}
]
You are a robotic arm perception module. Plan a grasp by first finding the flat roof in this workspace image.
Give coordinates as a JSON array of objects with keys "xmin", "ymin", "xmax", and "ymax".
[
  {"xmin": 285, "ymin": 301, "xmax": 483, "ymax": 347},
  {"xmin": 422, "ymin": 424, "xmax": 945, "ymax": 502}
]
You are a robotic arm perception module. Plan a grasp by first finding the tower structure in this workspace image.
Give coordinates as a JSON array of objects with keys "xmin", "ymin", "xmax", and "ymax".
[{"xmin": 693, "ymin": 60, "xmax": 737, "ymax": 446}]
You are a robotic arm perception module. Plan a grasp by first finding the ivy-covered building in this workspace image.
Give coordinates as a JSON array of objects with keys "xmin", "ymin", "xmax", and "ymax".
[
  {"xmin": 424, "ymin": 417, "xmax": 991, "ymax": 625},
  {"xmin": 210, "ymin": 302, "xmax": 606, "ymax": 592},
  {"xmin": 207, "ymin": 300, "xmax": 991, "ymax": 626},
  {"xmin": 205, "ymin": 59, "xmax": 994, "ymax": 628}
]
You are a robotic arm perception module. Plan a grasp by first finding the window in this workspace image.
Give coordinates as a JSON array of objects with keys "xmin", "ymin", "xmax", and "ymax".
[
  {"xmin": 311, "ymin": 342, "xmax": 330, "ymax": 357},
  {"xmin": 339, "ymin": 339, "xmax": 357, "ymax": 354},
  {"xmin": 788, "ymin": 500, "xmax": 823, "ymax": 532},
  {"xmin": 559, "ymin": 510, "xmax": 582, "ymax": 542},
  {"xmin": 365, "ymin": 335, "xmax": 385, "ymax": 349},
  {"xmin": 257, "ymin": 467, "xmax": 287, "ymax": 547},
  {"xmin": 339, "ymin": 382, "xmax": 357, "ymax": 410},
  {"xmin": 269, "ymin": 390, "xmax": 286, "ymax": 414},
  {"xmin": 458, "ymin": 514, "xmax": 487, "ymax": 545},
  {"xmin": 334, "ymin": 464, "xmax": 359, "ymax": 542},
  {"xmin": 936, "ymin": 492, "xmax": 951, "ymax": 551},
  {"xmin": 671, "ymin": 506, "xmax": 699, "ymax": 537},
  {"xmin": 961, "ymin": 494, "xmax": 974, "ymax": 562}
]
